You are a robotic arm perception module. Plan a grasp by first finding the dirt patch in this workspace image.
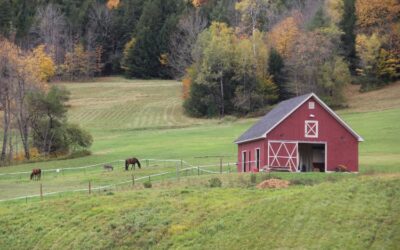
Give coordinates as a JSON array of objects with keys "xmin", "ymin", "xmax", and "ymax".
[{"xmin": 257, "ymin": 179, "xmax": 290, "ymax": 189}]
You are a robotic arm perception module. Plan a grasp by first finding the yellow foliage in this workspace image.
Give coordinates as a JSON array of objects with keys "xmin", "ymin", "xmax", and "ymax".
[
  {"xmin": 106, "ymin": 0, "xmax": 120, "ymax": 9},
  {"xmin": 31, "ymin": 45, "xmax": 56, "ymax": 82},
  {"xmin": 355, "ymin": 33, "xmax": 382, "ymax": 74},
  {"xmin": 61, "ymin": 43, "xmax": 100, "ymax": 80},
  {"xmin": 0, "ymin": 39, "xmax": 48, "ymax": 91},
  {"xmin": 269, "ymin": 16, "xmax": 300, "ymax": 58},
  {"xmin": 325, "ymin": 0, "xmax": 344, "ymax": 25},
  {"xmin": 13, "ymin": 148, "xmax": 40, "ymax": 162},
  {"xmin": 121, "ymin": 38, "xmax": 136, "ymax": 71},
  {"xmin": 159, "ymin": 53, "xmax": 168, "ymax": 66},
  {"xmin": 377, "ymin": 49, "xmax": 400, "ymax": 80}
]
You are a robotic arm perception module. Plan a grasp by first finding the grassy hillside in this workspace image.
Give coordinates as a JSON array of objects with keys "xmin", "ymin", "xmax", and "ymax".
[
  {"xmin": 0, "ymin": 174, "xmax": 399, "ymax": 249},
  {"xmin": 0, "ymin": 77, "xmax": 399, "ymax": 249}
]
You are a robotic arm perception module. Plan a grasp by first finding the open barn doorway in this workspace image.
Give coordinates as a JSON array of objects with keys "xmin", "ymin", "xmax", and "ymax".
[{"xmin": 298, "ymin": 143, "xmax": 326, "ymax": 172}]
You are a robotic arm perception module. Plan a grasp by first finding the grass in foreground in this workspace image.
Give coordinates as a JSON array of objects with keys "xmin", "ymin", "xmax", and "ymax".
[{"xmin": 0, "ymin": 174, "xmax": 398, "ymax": 249}]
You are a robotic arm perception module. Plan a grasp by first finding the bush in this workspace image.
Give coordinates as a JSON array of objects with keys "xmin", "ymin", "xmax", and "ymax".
[
  {"xmin": 66, "ymin": 124, "xmax": 93, "ymax": 152},
  {"xmin": 250, "ymin": 173, "xmax": 257, "ymax": 184},
  {"xmin": 208, "ymin": 177, "xmax": 222, "ymax": 188},
  {"xmin": 143, "ymin": 181, "xmax": 152, "ymax": 188}
]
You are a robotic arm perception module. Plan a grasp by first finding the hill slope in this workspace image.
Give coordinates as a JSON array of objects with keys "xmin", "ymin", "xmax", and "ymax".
[{"xmin": 0, "ymin": 174, "xmax": 399, "ymax": 249}]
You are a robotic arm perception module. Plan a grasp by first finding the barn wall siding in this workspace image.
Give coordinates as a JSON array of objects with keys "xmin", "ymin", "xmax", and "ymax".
[{"xmin": 237, "ymin": 139, "xmax": 265, "ymax": 172}]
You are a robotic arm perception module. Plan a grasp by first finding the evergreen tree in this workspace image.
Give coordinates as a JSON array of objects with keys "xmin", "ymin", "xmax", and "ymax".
[
  {"xmin": 122, "ymin": 0, "xmax": 183, "ymax": 78},
  {"xmin": 268, "ymin": 48, "xmax": 288, "ymax": 100},
  {"xmin": 339, "ymin": 0, "xmax": 357, "ymax": 73},
  {"xmin": 0, "ymin": 0, "xmax": 12, "ymax": 37}
]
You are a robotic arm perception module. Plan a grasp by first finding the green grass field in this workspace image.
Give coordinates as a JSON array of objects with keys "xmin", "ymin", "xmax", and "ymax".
[{"xmin": 0, "ymin": 77, "xmax": 399, "ymax": 249}]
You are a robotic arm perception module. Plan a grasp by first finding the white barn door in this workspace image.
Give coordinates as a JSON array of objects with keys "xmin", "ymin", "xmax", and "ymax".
[{"xmin": 268, "ymin": 141, "xmax": 298, "ymax": 172}]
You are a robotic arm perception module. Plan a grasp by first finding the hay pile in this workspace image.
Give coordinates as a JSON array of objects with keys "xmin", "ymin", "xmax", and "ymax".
[{"xmin": 256, "ymin": 179, "xmax": 290, "ymax": 189}]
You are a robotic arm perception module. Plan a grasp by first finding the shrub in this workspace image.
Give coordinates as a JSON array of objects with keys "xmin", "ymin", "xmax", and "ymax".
[
  {"xmin": 208, "ymin": 177, "xmax": 222, "ymax": 188},
  {"xmin": 66, "ymin": 124, "xmax": 93, "ymax": 152},
  {"xmin": 143, "ymin": 181, "xmax": 152, "ymax": 188}
]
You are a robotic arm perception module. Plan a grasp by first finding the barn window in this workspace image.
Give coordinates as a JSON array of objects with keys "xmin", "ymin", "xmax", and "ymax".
[
  {"xmin": 255, "ymin": 148, "xmax": 260, "ymax": 170},
  {"xmin": 305, "ymin": 120, "xmax": 318, "ymax": 138},
  {"xmin": 242, "ymin": 151, "xmax": 247, "ymax": 172},
  {"xmin": 308, "ymin": 101, "xmax": 315, "ymax": 109}
]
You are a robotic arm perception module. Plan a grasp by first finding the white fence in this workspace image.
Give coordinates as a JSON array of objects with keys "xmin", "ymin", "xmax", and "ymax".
[{"xmin": 0, "ymin": 159, "xmax": 249, "ymax": 203}]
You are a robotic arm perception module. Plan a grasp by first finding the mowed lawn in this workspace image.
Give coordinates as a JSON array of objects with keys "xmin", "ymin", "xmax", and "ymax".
[{"xmin": 0, "ymin": 77, "xmax": 399, "ymax": 249}]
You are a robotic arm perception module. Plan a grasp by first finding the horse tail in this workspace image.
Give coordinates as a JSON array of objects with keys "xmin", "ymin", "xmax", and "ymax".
[
  {"xmin": 137, "ymin": 159, "xmax": 141, "ymax": 168},
  {"xmin": 125, "ymin": 160, "xmax": 128, "ymax": 170}
]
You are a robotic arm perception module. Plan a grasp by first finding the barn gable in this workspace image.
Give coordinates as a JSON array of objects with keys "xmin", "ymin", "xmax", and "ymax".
[{"xmin": 235, "ymin": 93, "xmax": 363, "ymax": 144}]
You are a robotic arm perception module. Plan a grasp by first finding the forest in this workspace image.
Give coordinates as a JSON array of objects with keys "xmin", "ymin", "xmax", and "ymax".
[{"xmin": 0, "ymin": 0, "xmax": 399, "ymax": 163}]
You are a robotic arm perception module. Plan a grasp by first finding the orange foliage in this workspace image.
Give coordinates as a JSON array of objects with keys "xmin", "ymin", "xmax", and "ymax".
[
  {"xmin": 106, "ymin": 0, "xmax": 120, "ymax": 9},
  {"xmin": 356, "ymin": 0, "xmax": 400, "ymax": 32},
  {"xmin": 269, "ymin": 16, "xmax": 300, "ymax": 58},
  {"xmin": 192, "ymin": 0, "xmax": 208, "ymax": 8},
  {"xmin": 182, "ymin": 77, "xmax": 191, "ymax": 99},
  {"xmin": 13, "ymin": 148, "xmax": 40, "ymax": 162}
]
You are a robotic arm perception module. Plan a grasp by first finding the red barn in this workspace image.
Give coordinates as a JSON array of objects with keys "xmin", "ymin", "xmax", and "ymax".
[{"xmin": 235, "ymin": 93, "xmax": 363, "ymax": 173}]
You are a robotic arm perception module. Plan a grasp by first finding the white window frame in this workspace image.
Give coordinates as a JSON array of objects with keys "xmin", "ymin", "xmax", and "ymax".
[
  {"xmin": 241, "ymin": 151, "xmax": 247, "ymax": 172},
  {"xmin": 308, "ymin": 101, "xmax": 315, "ymax": 109},
  {"xmin": 305, "ymin": 120, "xmax": 319, "ymax": 138}
]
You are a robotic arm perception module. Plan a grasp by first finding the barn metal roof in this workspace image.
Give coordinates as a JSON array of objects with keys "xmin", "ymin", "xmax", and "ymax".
[{"xmin": 234, "ymin": 93, "xmax": 364, "ymax": 144}]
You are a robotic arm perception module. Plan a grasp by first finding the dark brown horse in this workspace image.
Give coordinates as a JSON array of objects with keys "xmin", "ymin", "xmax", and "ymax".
[
  {"xmin": 30, "ymin": 169, "xmax": 42, "ymax": 181},
  {"xmin": 125, "ymin": 158, "xmax": 141, "ymax": 170}
]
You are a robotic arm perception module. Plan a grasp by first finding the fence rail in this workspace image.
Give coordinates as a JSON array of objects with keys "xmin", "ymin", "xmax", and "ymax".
[{"xmin": 0, "ymin": 159, "xmax": 249, "ymax": 203}]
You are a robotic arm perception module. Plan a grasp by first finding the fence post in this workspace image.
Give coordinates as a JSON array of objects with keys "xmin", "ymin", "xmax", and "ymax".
[
  {"xmin": 197, "ymin": 166, "xmax": 200, "ymax": 176},
  {"xmin": 89, "ymin": 180, "xmax": 91, "ymax": 194},
  {"xmin": 228, "ymin": 162, "xmax": 230, "ymax": 173},
  {"xmin": 132, "ymin": 175, "xmax": 135, "ymax": 187},
  {"xmin": 149, "ymin": 175, "xmax": 151, "ymax": 182},
  {"xmin": 176, "ymin": 162, "xmax": 180, "ymax": 180},
  {"xmin": 40, "ymin": 184, "xmax": 43, "ymax": 200},
  {"xmin": 25, "ymin": 196, "xmax": 28, "ymax": 204},
  {"xmin": 146, "ymin": 159, "xmax": 149, "ymax": 167},
  {"xmin": 220, "ymin": 158, "xmax": 223, "ymax": 174}
]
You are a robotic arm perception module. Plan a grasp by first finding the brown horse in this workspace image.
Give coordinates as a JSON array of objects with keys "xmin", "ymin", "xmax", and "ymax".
[
  {"xmin": 30, "ymin": 169, "xmax": 42, "ymax": 181},
  {"xmin": 125, "ymin": 158, "xmax": 141, "ymax": 170}
]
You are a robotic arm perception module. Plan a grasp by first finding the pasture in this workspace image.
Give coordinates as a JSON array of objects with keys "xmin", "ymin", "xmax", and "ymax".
[{"xmin": 0, "ymin": 77, "xmax": 399, "ymax": 249}]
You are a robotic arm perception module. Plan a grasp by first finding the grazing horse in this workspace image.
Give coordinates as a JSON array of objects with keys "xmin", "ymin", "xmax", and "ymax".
[
  {"xmin": 30, "ymin": 169, "xmax": 42, "ymax": 181},
  {"xmin": 103, "ymin": 164, "xmax": 114, "ymax": 171},
  {"xmin": 125, "ymin": 157, "xmax": 141, "ymax": 170}
]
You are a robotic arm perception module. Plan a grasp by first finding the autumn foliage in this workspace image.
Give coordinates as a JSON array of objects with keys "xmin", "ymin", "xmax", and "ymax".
[
  {"xmin": 106, "ymin": 0, "xmax": 120, "ymax": 9},
  {"xmin": 269, "ymin": 16, "xmax": 300, "ymax": 59},
  {"xmin": 192, "ymin": 0, "xmax": 208, "ymax": 8}
]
